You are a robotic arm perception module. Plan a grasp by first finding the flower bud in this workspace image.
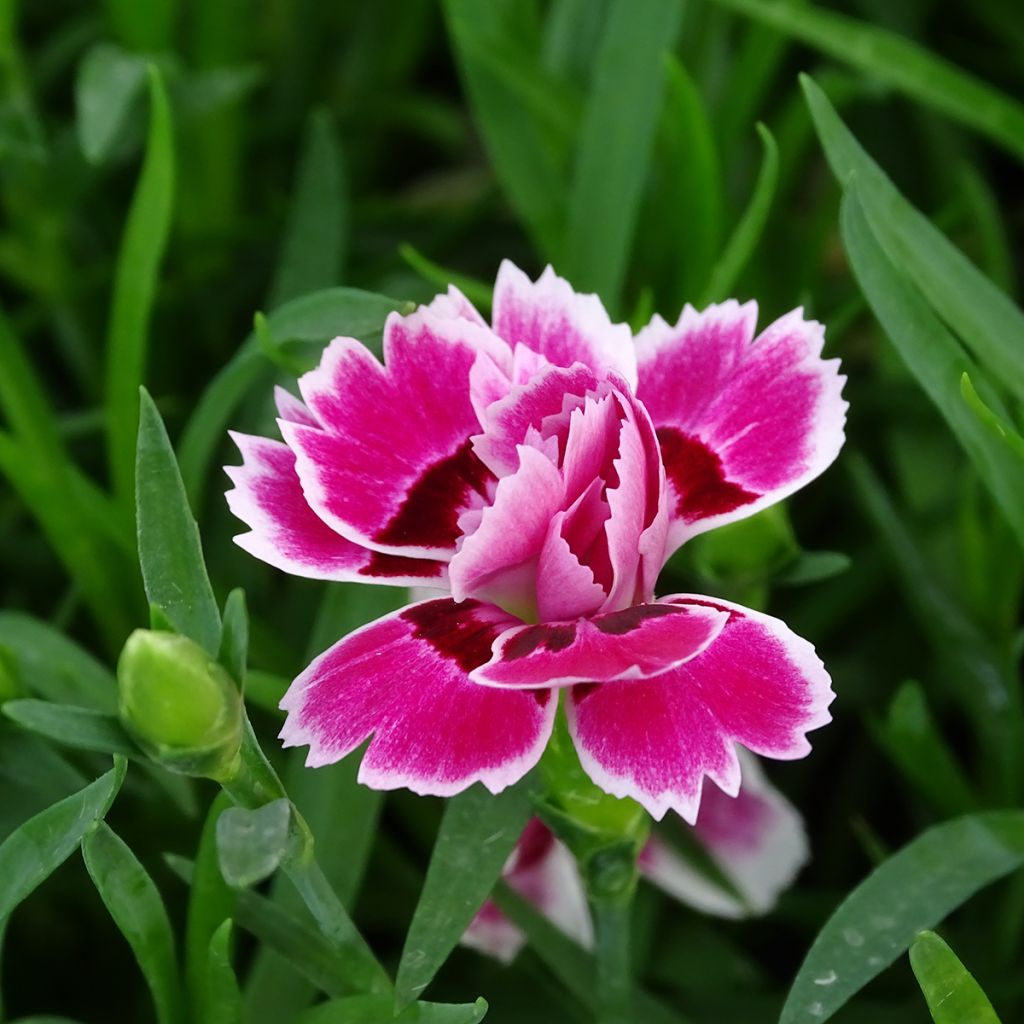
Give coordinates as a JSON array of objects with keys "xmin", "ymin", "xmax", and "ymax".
[{"xmin": 118, "ymin": 629, "xmax": 242, "ymax": 778}]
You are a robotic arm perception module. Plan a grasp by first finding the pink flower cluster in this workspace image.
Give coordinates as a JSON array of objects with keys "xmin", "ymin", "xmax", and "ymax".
[{"xmin": 227, "ymin": 262, "xmax": 846, "ymax": 822}]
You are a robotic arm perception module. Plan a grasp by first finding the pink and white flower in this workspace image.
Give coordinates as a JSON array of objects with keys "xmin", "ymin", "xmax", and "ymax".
[
  {"xmin": 464, "ymin": 752, "xmax": 808, "ymax": 960},
  {"xmin": 226, "ymin": 261, "xmax": 846, "ymax": 822}
]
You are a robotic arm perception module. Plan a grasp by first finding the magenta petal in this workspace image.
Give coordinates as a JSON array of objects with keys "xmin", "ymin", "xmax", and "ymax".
[
  {"xmin": 640, "ymin": 752, "xmax": 808, "ymax": 917},
  {"xmin": 566, "ymin": 596, "xmax": 834, "ymax": 821},
  {"xmin": 284, "ymin": 310, "xmax": 507, "ymax": 558},
  {"xmin": 635, "ymin": 301, "xmax": 847, "ymax": 553},
  {"xmin": 225, "ymin": 433, "xmax": 446, "ymax": 585},
  {"xmin": 463, "ymin": 819, "xmax": 592, "ymax": 963},
  {"xmin": 492, "ymin": 261, "xmax": 637, "ymax": 387},
  {"xmin": 473, "ymin": 362, "xmax": 602, "ymax": 478},
  {"xmin": 279, "ymin": 598, "xmax": 556, "ymax": 796},
  {"xmin": 472, "ymin": 600, "xmax": 728, "ymax": 690},
  {"xmin": 274, "ymin": 386, "xmax": 319, "ymax": 427},
  {"xmin": 423, "ymin": 283, "xmax": 489, "ymax": 326},
  {"xmin": 535, "ymin": 512, "xmax": 607, "ymax": 623}
]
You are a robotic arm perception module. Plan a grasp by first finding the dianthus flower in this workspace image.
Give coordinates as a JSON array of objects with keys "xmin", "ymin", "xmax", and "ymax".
[{"xmin": 226, "ymin": 262, "xmax": 846, "ymax": 822}]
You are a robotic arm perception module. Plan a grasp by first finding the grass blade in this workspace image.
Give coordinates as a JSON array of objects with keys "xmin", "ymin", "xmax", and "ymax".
[
  {"xmin": 297, "ymin": 996, "xmax": 488, "ymax": 1024},
  {"xmin": 563, "ymin": 0, "xmax": 682, "ymax": 308},
  {"xmin": 700, "ymin": 122, "xmax": 778, "ymax": 305},
  {"xmin": 0, "ymin": 758, "xmax": 126, "ymax": 921},
  {"xmin": 201, "ymin": 920, "xmax": 243, "ymax": 1024},
  {"xmin": 839, "ymin": 190, "xmax": 1024, "ymax": 553},
  {"xmin": 715, "ymin": 0, "xmax": 1024, "ymax": 163},
  {"xmin": 136, "ymin": 388, "xmax": 221, "ymax": 654},
  {"xmin": 82, "ymin": 822, "xmax": 184, "ymax": 1024},
  {"xmin": 802, "ymin": 75, "xmax": 1024, "ymax": 404},
  {"xmin": 2, "ymin": 700, "xmax": 139, "ymax": 757},
  {"xmin": 396, "ymin": 778, "xmax": 535, "ymax": 1007},
  {"xmin": 909, "ymin": 931, "xmax": 1002, "ymax": 1024},
  {"xmin": 106, "ymin": 65, "xmax": 175, "ymax": 507},
  {"xmin": 269, "ymin": 109, "xmax": 346, "ymax": 308},
  {"xmin": 780, "ymin": 812, "xmax": 1024, "ymax": 1023}
]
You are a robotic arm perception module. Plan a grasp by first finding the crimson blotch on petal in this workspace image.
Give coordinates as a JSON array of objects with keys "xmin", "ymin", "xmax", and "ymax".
[{"xmin": 226, "ymin": 261, "xmax": 845, "ymax": 813}]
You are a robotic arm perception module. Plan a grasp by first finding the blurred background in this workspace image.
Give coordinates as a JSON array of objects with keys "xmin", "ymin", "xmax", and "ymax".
[{"xmin": 1, "ymin": 1, "xmax": 1022, "ymax": 1021}]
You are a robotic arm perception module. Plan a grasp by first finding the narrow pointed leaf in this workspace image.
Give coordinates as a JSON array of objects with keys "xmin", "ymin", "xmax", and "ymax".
[
  {"xmin": 909, "ymin": 931, "xmax": 1002, "ymax": 1024},
  {"xmin": 715, "ymin": 0, "xmax": 1024, "ymax": 163},
  {"xmin": 3, "ymin": 700, "xmax": 139, "ymax": 757},
  {"xmin": 298, "ymin": 995, "xmax": 488, "ymax": 1024},
  {"xmin": 780, "ymin": 812, "xmax": 1024, "ymax": 1023},
  {"xmin": 201, "ymin": 920, "xmax": 243, "ymax": 1024},
  {"xmin": 136, "ymin": 388, "xmax": 221, "ymax": 654},
  {"xmin": 396, "ymin": 778, "xmax": 535, "ymax": 1007},
  {"xmin": 961, "ymin": 373, "xmax": 1024, "ymax": 460},
  {"xmin": 218, "ymin": 589, "xmax": 249, "ymax": 688},
  {"xmin": 0, "ymin": 758, "xmax": 126, "ymax": 921},
  {"xmin": 74, "ymin": 43, "xmax": 147, "ymax": 164},
  {"xmin": 82, "ymin": 823, "xmax": 184, "ymax": 1024},
  {"xmin": 563, "ymin": 0, "xmax": 682, "ymax": 306},
  {"xmin": 802, "ymin": 76, "xmax": 1024, "ymax": 401},
  {"xmin": 269, "ymin": 109, "xmax": 346, "ymax": 308},
  {"xmin": 106, "ymin": 66, "xmax": 175, "ymax": 506},
  {"xmin": 840, "ymin": 192, "xmax": 1024, "ymax": 552}
]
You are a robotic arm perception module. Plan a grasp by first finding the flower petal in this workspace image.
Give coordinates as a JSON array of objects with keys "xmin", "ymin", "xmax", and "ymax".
[
  {"xmin": 492, "ymin": 261, "xmax": 637, "ymax": 387},
  {"xmin": 535, "ymin": 511, "xmax": 607, "ymax": 623},
  {"xmin": 283, "ymin": 310, "xmax": 508, "ymax": 559},
  {"xmin": 640, "ymin": 751, "xmax": 808, "ymax": 918},
  {"xmin": 280, "ymin": 598, "xmax": 556, "ymax": 796},
  {"xmin": 463, "ymin": 819, "xmax": 592, "ymax": 963},
  {"xmin": 635, "ymin": 301, "xmax": 847, "ymax": 553},
  {"xmin": 471, "ymin": 600, "xmax": 728, "ymax": 690},
  {"xmin": 448, "ymin": 445, "xmax": 565, "ymax": 613},
  {"xmin": 423, "ymin": 283, "xmax": 488, "ymax": 326},
  {"xmin": 472, "ymin": 362, "xmax": 602, "ymax": 478},
  {"xmin": 225, "ymin": 433, "xmax": 447, "ymax": 585},
  {"xmin": 566, "ymin": 595, "xmax": 834, "ymax": 821}
]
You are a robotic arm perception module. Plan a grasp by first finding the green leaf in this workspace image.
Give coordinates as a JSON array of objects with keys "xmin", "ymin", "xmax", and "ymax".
[
  {"xmin": 297, "ymin": 995, "xmax": 489, "ymax": 1024},
  {"xmin": 103, "ymin": 0, "xmax": 177, "ymax": 51},
  {"xmin": 74, "ymin": 43, "xmax": 147, "ymax": 164},
  {"xmin": 398, "ymin": 245, "xmax": 492, "ymax": 313},
  {"xmin": 700, "ymin": 123, "xmax": 779, "ymax": 305},
  {"xmin": 961, "ymin": 373, "xmax": 1024, "ymax": 461},
  {"xmin": 563, "ymin": 0, "xmax": 682, "ymax": 307},
  {"xmin": 2, "ymin": 700, "xmax": 139, "ymax": 757},
  {"xmin": 178, "ymin": 287, "xmax": 405, "ymax": 507},
  {"xmin": 136, "ymin": 388, "xmax": 222, "ymax": 655},
  {"xmin": 493, "ymin": 884, "xmax": 683, "ymax": 1024},
  {"xmin": 802, "ymin": 75, "xmax": 1024, "ymax": 402},
  {"xmin": 653, "ymin": 54, "xmax": 721, "ymax": 308},
  {"xmin": 185, "ymin": 795, "xmax": 236, "ymax": 1018},
  {"xmin": 218, "ymin": 589, "xmax": 249, "ymax": 688},
  {"xmin": 774, "ymin": 550, "xmax": 851, "ymax": 587},
  {"xmin": 0, "ymin": 758, "xmax": 126, "ymax": 921},
  {"xmin": 216, "ymin": 799, "xmax": 293, "ymax": 889},
  {"xmin": 82, "ymin": 823, "xmax": 184, "ymax": 1024},
  {"xmin": 396, "ymin": 778, "xmax": 536, "ymax": 1007},
  {"xmin": 201, "ymin": 920, "xmax": 243, "ymax": 1024},
  {"xmin": 848, "ymin": 455, "xmax": 1023, "ymax": 803},
  {"xmin": 106, "ymin": 65, "xmax": 175, "ymax": 507},
  {"xmin": 443, "ymin": 0, "xmax": 571, "ymax": 256},
  {"xmin": 839, "ymin": 191, "xmax": 1024, "ymax": 553},
  {"xmin": 269, "ymin": 109, "xmax": 347, "ymax": 308},
  {"xmin": 871, "ymin": 681, "xmax": 977, "ymax": 818},
  {"xmin": 0, "ymin": 614, "xmax": 117, "ymax": 712},
  {"xmin": 714, "ymin": 0, "xmax": 1024, "ymax": 164},
  {"xmin": 779, "ymin": 812, "xmax": 1024, "ymax": 1023},
  {"xmin": 909, "ymin": 931, "xmax": 1002, "ymax": 1024}
]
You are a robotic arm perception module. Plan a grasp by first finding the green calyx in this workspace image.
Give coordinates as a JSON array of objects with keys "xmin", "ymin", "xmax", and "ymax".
[
  {"xmin": 117, "ymin": 628, "xmax": 243, "ymax": 778},
  {"xmin": 536, "ymin": 708, "xmax": 649, "ymax": 903}
]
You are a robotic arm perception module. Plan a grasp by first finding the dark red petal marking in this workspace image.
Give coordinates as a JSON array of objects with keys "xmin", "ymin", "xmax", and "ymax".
[
  {"xmin": 593, "ymin": 603, "xmax": 684, "ymax": 635},
  {"xmin": 374, "ymin": 439, "xmax": 494, "ymax": 549},
  {"xmin": 402, "ymin": 599, "xmax": 506, "ymax": 672},
  {"xmin": 360, "ymin": 552, "xmax": 445, "ymax": 579},
  {"xmin": 657, "ymin": 427, "xmax": 758, "ymax": 523},
  {"xmin": 501, "ymin": 623, "xmax": 579, "ymax": 661}
]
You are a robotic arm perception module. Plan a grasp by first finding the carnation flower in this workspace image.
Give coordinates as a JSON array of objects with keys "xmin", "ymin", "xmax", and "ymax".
[{"xmin": 226, "ymin": 261, "xmax": 846, "ymax": 822}]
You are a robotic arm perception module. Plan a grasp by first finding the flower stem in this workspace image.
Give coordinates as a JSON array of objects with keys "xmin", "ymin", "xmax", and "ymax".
[{"xmin": 591, "ymin": 889, "xmax": 634, "ymax": 1024}]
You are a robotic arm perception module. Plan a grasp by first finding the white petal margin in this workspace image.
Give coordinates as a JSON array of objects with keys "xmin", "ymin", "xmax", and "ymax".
[{"xmin": 640, "ymin": 752, "xmax": 809, "ymax": 918}]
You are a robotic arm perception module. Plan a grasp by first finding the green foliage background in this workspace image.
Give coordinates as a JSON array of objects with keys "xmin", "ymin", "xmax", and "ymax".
[{"xmin": 0, "ymin": 1, "xmax": 1022, "ymax": 1022}]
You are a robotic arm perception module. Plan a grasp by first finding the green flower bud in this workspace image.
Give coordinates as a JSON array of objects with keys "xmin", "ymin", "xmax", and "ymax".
[{"xmin": 118, "ymin": 629, "xmax": 242, "ymax": 779}]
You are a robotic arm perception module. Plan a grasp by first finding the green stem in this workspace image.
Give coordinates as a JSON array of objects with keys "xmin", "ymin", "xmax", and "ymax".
[{"xmin": 590, "ymin": 891, "xmax": 634, "ymax": 1024}]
